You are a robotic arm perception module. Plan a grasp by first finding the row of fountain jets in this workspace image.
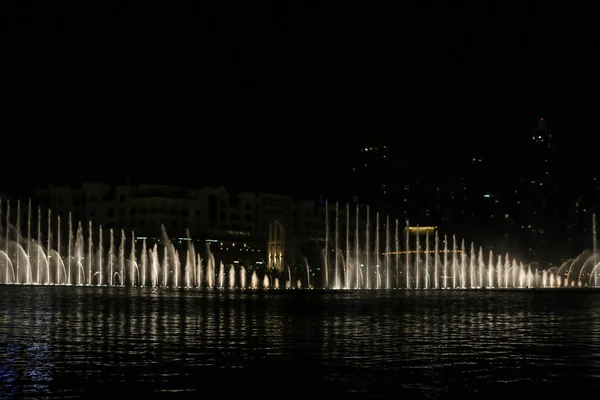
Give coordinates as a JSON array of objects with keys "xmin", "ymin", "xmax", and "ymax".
[{"xmin": 0, "ymin": 198, "xmax": 598, "ymax": 289}]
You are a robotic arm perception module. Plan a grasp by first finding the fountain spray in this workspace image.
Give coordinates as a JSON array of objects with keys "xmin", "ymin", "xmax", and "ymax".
[
  {"xmin": 366, "ymin": 206, "xmax": 370, "ymax": 289},
  {"xmin": 405, "ymin": 219, "xmax": 410, "ymax": 289},
  {"xmin": 593, "ymin": 212, "xmax": 597, "ymax": 253},
  {"xmin": 324, "ymin": 200, "xmax": 329, "ymax": 288},
  {"xmin": 385, "ymin": 214, "xmax": 390, "ymax": 290},
  {"xmin": 334, "ymin": 201, "xmax": 339, "ymax": 288},
  {"xmin": 594, "ymin": 212, "xmax": 597, "ymax": 287},
  {"xmin": 27, "ymin": 199, "xmax": 31, "ymax": 284},
  {"xmin": 345, "ymin": 204, "xmax": 350, "ymax": 289},
  {"xmin": 16, "ymin": 200, "xmax": 20, "ymax": 284},
  {"xmin": 395, "ymin": 219, "xmax": 399, "ymax": 289},
  {"xmin": 434, "ymin": 231, "xmax": 438, "ymax": 289},
  {"xmin": 355, "ymin": 204, "xmax": 359, "ymax": 289}
]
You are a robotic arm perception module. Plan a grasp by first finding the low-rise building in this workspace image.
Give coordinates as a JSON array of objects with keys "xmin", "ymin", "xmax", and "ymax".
[{"xmin": 33, "ymin": 182, "xmax": 326, "ymax": 273}]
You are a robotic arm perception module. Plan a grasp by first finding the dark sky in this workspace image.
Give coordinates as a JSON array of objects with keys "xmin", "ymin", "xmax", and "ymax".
[{"xmin": 3, "ymin": 1, "xmax": 597, "ymax": 198}]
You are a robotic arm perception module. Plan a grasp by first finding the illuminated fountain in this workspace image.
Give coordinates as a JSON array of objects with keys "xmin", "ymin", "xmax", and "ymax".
[
  {"xmin": 0, "ymin": 198, "xmax": 598, "ymax": 290},
  {"xmin": 321, "ymin": 200, "xmax": 600, "ymax": 290}
]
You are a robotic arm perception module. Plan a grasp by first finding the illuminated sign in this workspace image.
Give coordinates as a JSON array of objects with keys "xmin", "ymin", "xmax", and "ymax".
[{"xmin": 228, "ymin": 230, "xmax": 250, "ymax": 236}]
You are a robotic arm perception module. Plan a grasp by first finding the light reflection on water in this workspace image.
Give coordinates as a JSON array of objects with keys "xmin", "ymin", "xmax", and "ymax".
[{"xmin": 1, "ymin": 287, "xmax": 600, "ymax": 397}]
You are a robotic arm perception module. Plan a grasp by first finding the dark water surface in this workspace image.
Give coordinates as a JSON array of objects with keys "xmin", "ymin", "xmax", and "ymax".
[{"xmin": 1, "ymin": 287, "xmax": 600, "ymax": 398}]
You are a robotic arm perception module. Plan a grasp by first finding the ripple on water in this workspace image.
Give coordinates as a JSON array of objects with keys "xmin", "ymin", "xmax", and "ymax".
[{"xmin": 1, "ymin": 287, "xmax": 600, "ymax": 397}]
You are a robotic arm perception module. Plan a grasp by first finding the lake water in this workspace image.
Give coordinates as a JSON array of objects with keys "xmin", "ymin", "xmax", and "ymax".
[{"xmin": 1, "ymin": 287, "xmax": 600, "ymax": 398}]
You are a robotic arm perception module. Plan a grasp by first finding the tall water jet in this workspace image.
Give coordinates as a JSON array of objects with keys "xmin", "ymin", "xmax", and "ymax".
[
  {"xmin": 57, "ymin": 215, "xmax": 61, "ymax": 284},
  {"xmin": 334, "ymin": 202, "xmax": 339, "ymax": 288},
  {"xmin": 109, "ymin": 228, "xmax": 114, "ymax": 286},
  {"xmin": 366, "ymin": 206, "xmax": 370, "ymax": 289},
  {"xmin": 98, "ymin": 225, "xmax": 103, "ymax": 286},
  {"xmin": 130, "ymin": 232, "xmax": 137, "ymax": 286},
  {"xmin": 161, "ymin": 234, "xmax": 169, "ymax": 286},
  {"xmin": 75, "ymin": 222, "xmax": 84, "ymax": 285},
  {"xmin": 345, "ymin": 204, "xmax": 350, "ymax": 289},
  {"xmin": 218, "ymin": 261, "xmax": 224, "ymax": 288},
  {"xmin": 355, "ymin": 204, "xmax": 359, "ymax": 289},
  {"xmin": 488, "ymin": 249, "xmax": 494, "ymax": 288},
  {"xmin": 16, "ymin": 200, "xmax": 20, "ymax": 284},
  {"xmin": 594, "ymin": 212, "xmax": 597, "ymax": 253},
  {"xmin": 206, "ymin": 248, "xmax": 214, "ymax": 288},
  {"xmin": 433, "ymin": 231, "xmax": 438, "ymax": 289},
  {"xmin": 187, "ymin": 229, "xmax": 196, "ymax": 287},
  {"xmin": 452, "ymin": 235, "xmax": 457, "ymax": 289},
  {"xmin": 141, "ymin": 238, "xmax": 147, "ymax": 287},
  {"xmin": 4, "ymin": 200, "xmax": 9, "ymax": 283},
  {"xmin": 415, "ymin": 226, "xmax": 420, "ymax": 289},
  {"xmin": 424, "ymin": 230, "xmax": 429, "ymax": 289},
  {"xmin": 324, "ymin": 200, "xmax": 329, "ymax": 288},
  {"xmin": 46, "ymin": 208, "xmax": 52, "ymax": 285},
  {"xmin": 443, "ymin": 234, "xmax": 448, "ymax": 289},
  {"xmin": 460, "ymin": 239, "xmax": 466, "ymax": 288},
  {"xmin": 385, "ymin": 215, "xmax": 390, "ymax": 289},
  {"xmin": 469, "ymin": 243, "xmax": 475, "ymax": 288},
  {"xmin": 37, "ymin": 206, "xmax": 42, "ymax": 285},
  {"xmin": 478, "ymin": 247, "xmax": 484, "ymax": 288},
  {"xmin": 395, "ymin": 219, "xmax": 399, "ymax": 289},
  {"xmin": 68, "ymin": 213, "xmax": 72, "ymax": 285},
  {"xmin": 117, "ymin": 230, "xmax": 125, "ymax": 286},
  {"xmin": 229, "ymin": 265, "xmax": 235, "ymax": 288},
  {"xmin": 594, "ymin": 213, "xmax": 598, "ymax": 286},
  {"xmin": 240, "ymin": 266, "xmax": 246, "ymax": 289},
  {"xmin": 151, "ymin": 244, "xmax": 159, "ymax": 287},
  {"xmin": 27, "ymin": 199, "xmax": 31, "ymax": 284},
  {"xmin": 496, "ymin": 255, "xmax": 503, "ymax": 288},
  {"xmin": 405, "ymin": 219, "xmax": 410, "ymax": 289},
  {"xmin": 375, "ymin": 212, "xmax": 380, "ymax": 289},
  {"xmin": 88, "ymin": 221, "xmax": 93, "ymax": 285},
  {"xmin": 251, "ymin": 271, "xmax": 258, "ymax": 289},
  {"xmin": 263, "ymin": 274, "xmax": 269, "ymax": 289}
]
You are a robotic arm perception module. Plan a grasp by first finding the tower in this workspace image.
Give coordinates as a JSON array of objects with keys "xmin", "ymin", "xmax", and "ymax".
[{"xmin": 267, "ymin": 220, "xmax": 285, "ymax": 271}]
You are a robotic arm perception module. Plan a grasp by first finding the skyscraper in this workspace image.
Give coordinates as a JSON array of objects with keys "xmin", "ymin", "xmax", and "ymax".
[{"xmin": 521, "ymin": 118, "xmax": 561, "ymax": 262}]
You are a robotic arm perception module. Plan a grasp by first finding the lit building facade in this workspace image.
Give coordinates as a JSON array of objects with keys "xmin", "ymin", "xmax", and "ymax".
[{"xmin": 34, "ymin": 183, "xmax": 326, "ymax": 272}]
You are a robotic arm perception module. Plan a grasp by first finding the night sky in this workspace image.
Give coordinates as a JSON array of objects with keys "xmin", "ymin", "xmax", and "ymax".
[{"xmin": 4, "ymin": 2, "xmax": 596, "ymax": 198}]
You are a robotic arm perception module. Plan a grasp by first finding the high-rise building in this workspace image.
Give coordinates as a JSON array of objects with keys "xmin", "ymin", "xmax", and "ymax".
[{"xmin": 519, "ymin": 118, "xmax": 561, "ymax": 262}]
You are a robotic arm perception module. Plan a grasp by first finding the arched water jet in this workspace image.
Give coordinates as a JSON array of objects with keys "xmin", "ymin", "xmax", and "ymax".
[
  {"xmin": 0, "ymin": 251, "xmax": 15, "ymax": 283},
  {"xmin": 586, "ymin": 260, "xmax": 600, "ymax": 285},
  {"xmin": 577, "ymin": 251, "xmax": 600, "ymax": 285},
  {"xmin": 50, "ymin": 249, "xmax": 67, "ymax": 285}
]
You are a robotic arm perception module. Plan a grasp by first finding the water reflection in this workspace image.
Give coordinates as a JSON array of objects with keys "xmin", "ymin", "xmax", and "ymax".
[{"xmin": 1, "ymin": 288, "xmax": 600, "ymax": 397}]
